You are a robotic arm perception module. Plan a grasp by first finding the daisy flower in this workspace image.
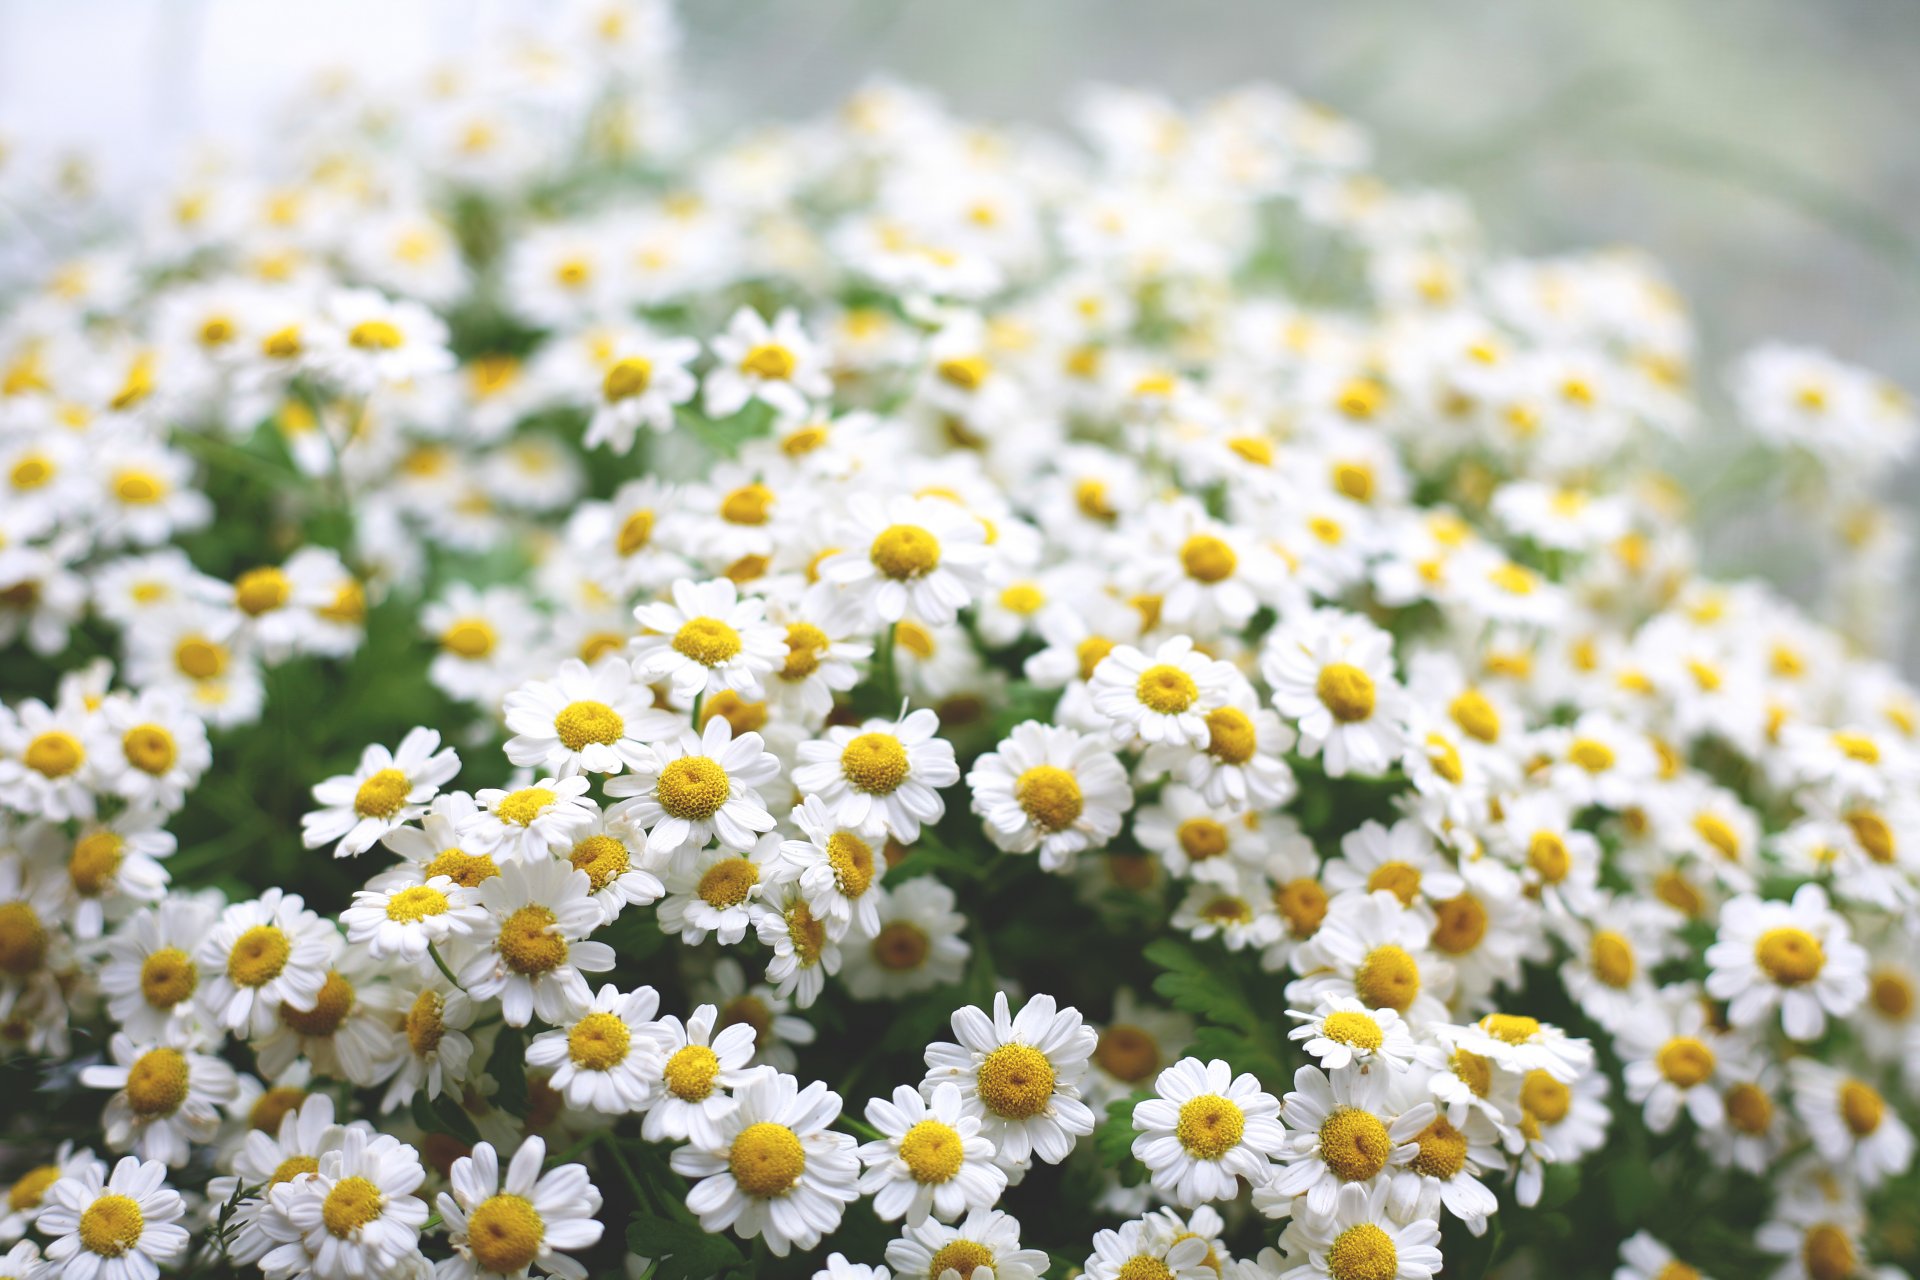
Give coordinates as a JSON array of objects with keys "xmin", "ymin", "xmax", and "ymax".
[
  {"xmin": 437, "ymin": 1136, "xmax": 604, "ymax": 1280},
  {"xmin": 1276, "ymin": 1180, "xmax": 1443, "ymax": 1280},
  {"xmin": 1131, "ymin": 1057, "xmax": 1286, "ymax": 1207},
  {"xmin": 1788, "ymin": 1058, "xmax": 1915, "ymax": 1190},
  {"xmin": 316, "ymin": 286, "xmax": 453, "ymax": 390},
  {"xmin": 1083, "ymin": 1218, "xmax": 1216, "ymax": 1280},
  {"xmin": 195, "ymin": 888, "xmax": 338, "ymax": 1038},
  {"xmin": 204, "ymin": 1093, "xmax": 347, "ymax": 1267},
  {"xmin": 88, "ymin": 688, "xmax": 210, "ymax": 814},
  {"xmin": 1263, "ymin": 610, "xmax": 1410, "ymax": 778},
  {"xmin": 755, "ymin": 879, "xmax": 842, "ymax": 1009},
  {"xmin": 764, "ymin": 583, "xmax": 873, "ymax": 722},
  {"xmin": 1131, "ymin": 787, "xmax": 1265, "ymax": 884},
  {"xmin": 0, "ymin": 693, "xmax": 98, "ymax": 822},
  {"xmin": 36, "ymin": 1156, "xmax": 190, "ymax": 1279},
  {"xmin": 1140, "ymin": 692, "xmax": 1298, "ymax": 812},
  {"xmin": 884, "ymin": 1208, "xmax": 1050, "ymax": 1280},
  {"xmin": 250, "ymin": 949, "xmax": 404, "ymax": 1088},
  {"xmin": 792, "ymin": 708, "xmax": 959, "ymax": 843},
  {"xmin": 779, "ymin": 794, "xmax": 887, "ymax": 939},
  {"xmin": 1449, "ymin": 1013, "xmax": 1594, "ymax": 1085},
  {"xmin": 1287, "ymin": 997, "xmax": 1418, "ymax": 1079},
  {"xmin": 1704, "ymin": 883, "xmax": 1869, "ymax": 1041},
  {"xmin": 79, "ymin": 1030, "xmax": 238, "ymax": 1166},
  {"xmin": 1171, "ymin": 870, "xmax": 1285, "ymax": 953},
  {"xmin": 340, "ymin": 873, "xmax": 486, "ymax": 965},
  {"xmin": 818, "ymin": 494, "xmax": 991, "ymax": 626},
  {"xmin": 503, "ymin": 657, "xmax": 680, "ymax": 777},
  {"xmin": 1286, "ymin": 890, "xmax": 1455, "ymax": 1029},
  {"xmin": 638, "ymin": 1002, "xmax": 763, "ymax": 1147},
  {"xmin": 463, "ymin": 775, "xmax": 599, "ymax": 862},
  {"xmin": 1258, "ymin": 1064, "xmax": 1434, "ymax": 1221},
  {"xmin": 98, "ymin": 893, "xmax": 219, "ymax": 1041},
  {"xmin": 858, "ymin": 1082, "xmax": 1005, "ymax": 1225},
  {"xmin": 1321, "ymin": 818, "xmax": 1463, "ymax": 912},
  {"xmin": 631, "ymin": 576, "xmax": 786, "ymax": 702},
  {"xmin": 300, "ymin": 726, "xmax": 461, "ymax": 857},
  {"xmin": 1086, "ymin": 990, "xmax": 1195, "ymax": 1108},
  {"xmin": 705, "ymin": 306, "xmax": 834, "ymax": 419},
  {"xmin": 260, "ymin": 1127, "xmax": 430, "ymax": 1278},
  {"xmin": 382, "ymin": 982, "xmax": 477, "ymax": 1114},
  {"xmin": 1614, "ymin": 1231, "xmax": 1714, "ymax": 1280},
  {"xmin": 56, "ymin": 810, "xmax": 177, "ymax": 940},
  {"xmin": 656, "ymin": 838, "xmax": 782, "ymax": 946},
  {"xmin": 965, "ymin": 720, "xmax": 1133, "ymax": 871},
  {"xmin": 460, "ymin": 859, "xmax": 614, "ymax": 1027},
  {"xmin": 583, "ymin": 330, "xmax": 701, "ymax": 453},
  {"xmin": 1615, "ymin": 986, "xmax": 1739, "ymax": 1135},
  {"xmin": 1088, "ymin": 635, "xmax": 1235, "ymax": 749},
  {"xmin": 526, "ymin": 983, "xmax": 664, "ymax": 1116},
  {"xmin": 669, "ymin": 1069, "xmax": 860, "ymax": 1256},
  {"xmin": 841, "ymin": 877, "xmax": 972, "ymax": 1001},
  {"xmin": 1381, "ymin": 1090, "xmax": 1504, "ymax": 1234},
  {"xmin": 698, "ymin": 956, "xmax": 819, "ymax": 1073},
  {"xmin": 922, "ymin": 991, "xmax": 1099, "ymax": 1169},
  {"xmin": 560, "ymin": 811, "xmax": 664, "ymax": 925},
  {"xmin": 376, "ymin": 791, "xmax": 499, "ymax": 888},
  {"xmin": 604, "ymin": 715, "xmax": 781, "ymax": 856}
]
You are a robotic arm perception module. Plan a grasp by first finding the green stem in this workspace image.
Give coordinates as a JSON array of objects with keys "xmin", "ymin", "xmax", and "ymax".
[
  {"xmin": 427, "ymin": 942, "xmax": 466, "ymax": 991},
  {"xmin": 840, "ymin": 1115, "xmax": 883, "ymax": 1142},
  {"xmin": 877, "ymin": 621, "xmax": 899, "ymax": 707},
  {"xmin": 690, "ymin": 691, "xmax": 705, "ymax": 728}
]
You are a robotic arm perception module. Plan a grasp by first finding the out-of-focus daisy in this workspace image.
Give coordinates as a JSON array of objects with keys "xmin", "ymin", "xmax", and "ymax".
[
  {"xmin": 705, "ymin": 306, "xmax": 833, "ymax": 419},
  {"xmin": 300, "ymin": 726, "xmax": 460, "ymax": 858}
]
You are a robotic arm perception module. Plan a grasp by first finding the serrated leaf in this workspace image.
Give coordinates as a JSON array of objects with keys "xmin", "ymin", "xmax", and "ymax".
[
  {"xmin": 1143, "ymin": 938, "xmax": 1290, "ymax": 1087},
  {"xmin": 626, "ymin": 1210, "xmax": 745, "ymax": 1280}
]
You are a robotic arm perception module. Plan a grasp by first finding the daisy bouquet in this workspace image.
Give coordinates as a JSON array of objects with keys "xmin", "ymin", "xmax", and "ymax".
[{"xmin": 0, "ymin": 3, "xmax": 1916, "ymax": 1279}]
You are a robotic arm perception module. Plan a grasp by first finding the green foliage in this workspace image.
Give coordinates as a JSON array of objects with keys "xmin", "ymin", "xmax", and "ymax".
[{"xmin": 1143, "ymin": 938, "xmax": 1291, "ymax": 1089}]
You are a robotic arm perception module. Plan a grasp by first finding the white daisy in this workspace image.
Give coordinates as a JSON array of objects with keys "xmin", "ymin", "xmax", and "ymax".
[
  {"xmin": 463, "ymin": 775, "xmax": 600, "ymax": 862},
  {"xmin": 792, "ymin": 708, "xmax": 959, "ymax": 843},
  {"xmin": 779, "ymin": 794, "xmax": 887, "ymax": 939},
  {"xmin": 1276, "ymin": 1180, "xmax": 1443, "ymax": 1280},
  {"xmin": 922, "ymin": 991, "xmax": 1099, "ymax": 1170},
  {"xmin": 705, "ymin": 306, "xmax": 834, "ymax": 419},
  {"xmin": 1614, "ymin": 1231, "xmax": 1714, "ymax": 1280},
  {"xmin": 79, "ymin": 1030, "xmax": 238, "ymax": 1167},
  {"xmin": 754, "ymin": 879, "xmax": 843, "ymax": 1009},
  {"xmin": 1131, "ymin": 1057, "xmax": 1287, "ymax": 1207},
  {"xmin": 98, "ymin": 893, "xmax": 219, "ymax": 1041},
  {"xmin": 1083, "ymin": 1218, "xmax": 1215, "ymax": 1280},
  {"xmin": 257, "ymin": 1125, "xmax": 427, "ymax": 1280},
  {"xmin": 1285, "ymin": 890, "xmax": 1455, "ymax": 1029},
  {"xmin": 250, "ymin": 949, "xmax": 404, "ymax": 1088},
  {"xmin": 841, "ymin": 878, "xmax": 972, "ymax": 1001},
  {"xmin": 381, "ymin": 982, "xmax": 478, "ymax": 1115},
  {"xmin": 669, "ymin": 1069, "xmax": 860, "ymax": 1257},
  {"xmin": 504, "ymin": 657, "xmax": 680, "ymax": 777},
  {"xmin": 0, "ymin": 693, "xmax": 97, "ymax": 822},
  {"xmin": 1615, "ymin": 986, "xmax": 1740, "ymax": 1135},
  {"xmin": 195, "ymin": 888, "xmax": 338, "ymax": 1038},
  {"xmin": 560, "ymin": 811, "xmax": 664, "ymax": 925},
  {"xmin": 340, "ymin": 874, "xmax": 486, "ymax": 965},
  {"xmin": 632, "ymin": 576, "xmax": 787, "ymax": 702},
  {"xmin": 884, "ymin": 1207, "xmax": 1050, "ymax": 1280},
  {"xmin": 583, "ymin": 330, "xmax": 701, "ymax": 453},
  {"xmin": 36, "ymin": 1156, "xmax": 190, "ymax": 1280},
  {"xmin": 640, "ymin": 1003, "xmax": 762, "ymax": 1148},
  {"xmin": 1263, "ymin": 610, "xmax": 1410, "ymax": 778},
  {"xmin": 818, "ymin": 494, "xmax": 991, "ymax": 627},
  {"xmin": 300, "ymin": 726, "xmax": 461, "ymax": 858},
  {"xmin": 1088, "ymin": 635, "xmax": 1235, "ymax": 749},
  {"xmin": 88, "ymin": 688, "xmax": 210, "ymax": 814},
  {"xmin": 1287, "ymin": 997, "xmax": 1418, "ymax": 1079},
  {"xmin": 460, "ymin": 859, "xmax": 614, "ymax": 1027},
  {"xmin": 656, "ymin": 838, "xmax": 783, "ymax": 946},
  {"xmin": 1788, "ymin": 1058, "xmax": 1915, "ymax": 1190},
  {"xmin": 604, "ymin": 715, "xmax": 780, "ymax": 856},
  {"xmin": 965, "ymin": 720, "xmax": 1133, "ymax": 871},
  {"xmin": 526, "ymin": 983, "xmax": 664, "ymax": 1116},
  {"xmin": 1258, "ymin": 1064, "xmax": 1434, "ymax": 1221},
  {"xmin": 437, "ymin": 1136, "xmax": 604, "ymax": 1280},
  {"xmin": 858, "ymin": 1082, "xmax": 1005, "ymax": 1225},
  {"xmin": 1704, "ymin": 883, "xmax": 1869, "ymax": 1041}
]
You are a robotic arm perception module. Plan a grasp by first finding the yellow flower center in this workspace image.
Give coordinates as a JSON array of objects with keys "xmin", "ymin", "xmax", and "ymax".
[
  {"xmin": 78, "ymin": 1194, "xmax": 145, "ymax": 1258},
  {"xmin": 386, "ymin": 884, "xmax": 449, "ymax": 923},
  {"xmin": 1327, "ymin": 1222, "xmax": 1397, "ymax": 1280},
  {"xmin": 1755, "ymin": 926, "xmax": 1825, "ymax": 986},
  {"xmin": 1355, "ymin": 944, "xmax": 1420, "ymax": 1012},
  {"xmin": 616, "ymin": 509, "xmax": 655, "ymax": 556},
  {"xmin": 138, "ymin": 946, "xmax": 196, "ymax": 1008},
  {"xmin": 441, "ymin": 618, "xmax": 497, "ymax": 658},
  {"xmin": 1656, "ymin": 1036, "xmax": 1715, "ymax": 1087},
  {"xmin": 0, "ymin": 902, "xmax": 47, "ymax": 977},
  {"xmin": 269, "ymin": 1155, "xmax": 320, "ymax": 1187},
  {"xmin": 658, "ymin": 757, "xmax": 732, "ymax": 821},
  {"xmin": 495, "ymin": 787, "xmax": 555, "ymax": 827},
  {"xmin": 841, "ymin": 732, "xmax": 910, "ymax": 794},
  {"xmin": 24, "ymin": 730, "xmax": 83, "ymax": 778},
  {"xmin": 354, "ymin": 768, "xmax": 412, "ymax": 819},
  {"xmin": 1077, "ymin": 635, "xmax": 1117, "ymax": 681},
  {"xmin": 424, "ymin": 848, "xmax": 498, "ymax": 886},
  {"xmin": 1204, "ymin": 706, "xmax": 1257, "ymax": 763},
  {"xmin": 1180, "ymin": 534, "xmax": 1237, "ymax": 583},
  {"xmin": 826, "ymin": 832, "xmax": 876, "ymax": 897},
  {"xmin": 1833, "ymin": 731, "xmax": 1880, "ymax": 763},
  {"xmin": 1318, "ymin": 1107, "xmax": 1392, "ymax": 1182},
  {"xmin": 1520, "ymin": 1070, "xmax": 1570, "ymax": 1125},
  {"xmin": 786, "ymin": 901, "xmax": 828, "ymax": 967},
  {"xmin": 497, "ymin": 906, "xmax": 567, "ymax": 974},
  {"xmin": 569, "ymin": 835, "xmax": 630, "ymax": 893},
  {"xmin": 873, "ymin": 922, "xmax": 931, "ymax": 971},
  {"xmin": 1803, "ymin": 1225, "xmax": 1855, "ymax": 1280},
  {"xmin": 1274, "ymin": 878, "xmax": 1329, "ymax": 937},
  {"xmin": 999, "ymin": 583, "xmax": 1044, "ymax": 615},
  {"xmin": 125, "ymin": 1047, "xmax": 190, "ymax": 1117},
  {"xmin": 1118, "ymin": 1260, "xmax": 1174, "ymax": 1280},
  {"xmin": 234, "ymin": 566, "xmax": 292, "ymax": 617},
  {"xmin": 554, "ymin": 700, "xmax": 624, "ymax": 752},
  {"xmin": 1725, "ymin": 1082, "xmax": 1773, "ymax": 1134},
  {"xmin": 1015, "ymin": 765, "xmax": 1083, "ymax": 833},
  {"xmin": 1177, "ymin": 818, "xmax": 1230, "ymax": 862},
  {"xmin": 1478, "ymin": 1013, "xmax": 1540, "ymax": 1045},
  {"xmin": 281, "ymin": 971, "xmax": 355, "ymax": 1037},
  {"xmin": 1316, "ymin": 663, "xmax": 1376, "ymax": 723},
  {"xmin": 1175, "ymin": 1094, "xmax": 1246, "ymax": 1160},
  {"xmin": 937, "ymin": 355, "xmax": 990, "ymax": 390},
  {"xmin": 1366, "ymin": 861, "xmax": 1422, "ymax": 905},
  {"xmin": 8, "ymin": 1165, "xmax": 57, "ymax": 1213},
  {"xmin": 671, "ymin": 617, "xmax": 743, "ymax": 667},
  {"xmin": 602, "ymin": 356, "xmax": 653, "ymax": 401},
  {"xmin": 175, "ymin": 636, "xmax": 228, "ymax": 679},
  {"xmin": 929, "ymin": 1240, "xmax": 998, "ymax": 1280},
  {"xmin": 112, "ymin": 470, "xmax": 165, "ymax": 504},
  {"xmin": 1448, "ymin": 689, "xmax": 1501, "ymax": 742},
  {"xmin": 663, "ymin": 1044, "xmax": 721, "ymax": 1101},
  {"xmin": 780, "ymin": 622, "xmax": 830, "ymax": 680},
  {"xmin": 1847, "ymin": 811, "xmax": 1895, "ymax": 863},
  {"xmin": 1322, "ymin": 1010, "xmax": 1385, "ymax": 1050},
  {"xmin": 719, "ymin": 483, "xmax": 774, "ymax": 526},
  {"xmin": 1840, "ymin": 1079, "xmax": 1884, "ymax": 1136},
  {"xmin": 869, "ymin": 524, "xmax": 942, "ymax": 581},
  {"xmin": 1527, "ymin": 832, "xmax": 1571, "ymax": 883},
  {"xmin": 122, "ymin": 724, "xmax": 177, "ymax": 775},
  {"xmin": 1094, "ymin": 1025, "xmax": 1160, "ymax": 1083},
  {"xmin": 9, "ymin": 454, "xmax": 52, "ymax": 490},
  {"xmin": 729, "ymin": 1122, "xmax": 807, "ymax": 1198},
  {"xmin": 1135, "ymin": 664, "xmax": 1199, "ymax": 715},
  {"xmin": 407, "ymin": 990, "xmax": 445, "ymax": 1058},
  {"xmin": 899, "ymin": 1119, "xmax": 966, "ymax": 1183},
  {"xmin": 1589, "ymin": 930, "xmax": 1637, "ymax": 988},
  {"xmin": 68, "ymin": 831, "xmax": 123, "ymax": 896},
  {"xmin": 348, "ymin": 319, "xmax": 404, "ymax": 350},
  {"xmin": 467, "ymin": 1194, "xmax": 545, "ymax": 1273},
  {"xmin": 1871, "ymin": 970, "xmax": 1914, "ymax": 1019},
  {"xmin": 1430, "ymin": 894, "xmax": 1489, "ymax": 955},
  {"xmin": 227, "ymin": 924, "xmax": 292, "ymax": 987},
  {"xmin": 1567, "ymin": 738, "xmax": 1615, "ymax": 773},
  {"xmin": 738, "ymin": 343, "xmax": 797, "ymax": 380},
  {"xmin": 697, "ymin": 857, "xmax": 759, "ymax": 908},
  {"xmin": 567, "ymin": 1011, "xmax": 632, "ymax": 1071},
  {"xmin": 321, "ymin": 1176, "xmax": 386, "ymax": 1238},
  {"xmin": 1410, "ymin": 1115, "xmax": 1469, "ymax": 1179},
  {"xmin": 976, "ymin": 1043, "xmax": 1056, "ymax": 1119},
  {"xmin": 248, "ymin": 1086, "xmax": 307, "ymax": 1132}
]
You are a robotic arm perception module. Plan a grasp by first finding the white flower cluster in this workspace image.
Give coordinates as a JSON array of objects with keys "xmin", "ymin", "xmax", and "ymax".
[{"xmin": 1, "ymin": 1, "xmax": 1917, "ymax": 1279}]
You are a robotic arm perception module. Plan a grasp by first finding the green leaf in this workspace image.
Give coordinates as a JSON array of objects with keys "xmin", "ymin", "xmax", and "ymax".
[
  {"xmin": 626, "ymin": 1210, "xmax": 746, "ymax": 1280},
  {"xmin": 1142, "ymin": 938, "xmax": 1289, "ymax": 1086},
  {"xmin": 487, "ymin": 1026, "xmax": 528, "ymax": 1116},
  {"xmin": 1094, "ymin": 1090, "xmax": 1152, "ymax": 1185},
  {"xmin": 412, "ymin": 1090, "xmax": 479, "ymax": 1145}
]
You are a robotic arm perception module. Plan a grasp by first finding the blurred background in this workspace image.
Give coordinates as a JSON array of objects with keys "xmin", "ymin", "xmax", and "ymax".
[{"xmin": 3, "ymin": 0, "xmax": 1918, "ymax": 642}]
